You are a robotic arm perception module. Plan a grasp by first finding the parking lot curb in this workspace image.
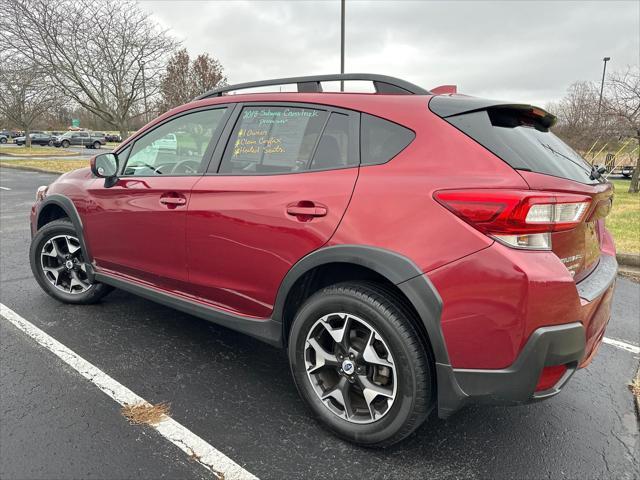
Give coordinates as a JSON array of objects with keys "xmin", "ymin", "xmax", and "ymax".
[
  {"xmin": 0, "ymin": 152, "xmax": 80, "ymax": 158},
  {"xmin": 0, "ymin": 164, "xmax": 67, "ymax": 175},
  {"xmin": 617, "ymin": 253, "xmax": 640, "ymax": 268}
]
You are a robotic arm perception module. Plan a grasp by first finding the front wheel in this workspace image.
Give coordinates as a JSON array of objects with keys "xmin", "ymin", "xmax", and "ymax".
[
  {"xmin": 93, "ymin": 141, "xmax": 101, "ymax": 149},
  {"xmin": 61, "ymin": 140, "xmax": 70, "ymax": 148},
  {"xmin": 29, "ymin": 219, "xmax": 113, "ymax": 304},
  {"xmin": 288, "ymin": 282, "xmax": 434, "ymax": 447}
]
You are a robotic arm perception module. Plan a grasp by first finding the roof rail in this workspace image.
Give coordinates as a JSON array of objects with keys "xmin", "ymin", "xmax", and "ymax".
[{"xmin": 193, "ymin": 73, "xmax": 431, "ymax": 100}]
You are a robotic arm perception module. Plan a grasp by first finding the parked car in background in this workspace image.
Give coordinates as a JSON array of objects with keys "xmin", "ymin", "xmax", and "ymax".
[
  {"xmin": 10, "ymin": 130, "xmax": 24, "ymax": 138},
  {"xmin": 14, "ymin": 133, "xmax": 53, "ymax": 146},
  {"xmin": 621, "ymin": 165, "xmax": 635, "ymax": 178},
  {"xmin": 105, "ymin": 133, "xmax": 122, "ymax": 143},
  {"xmin": 29, "ymin": 74, "xmax": 617, "ymax": 447},
  {"xmin": 53, "ymin": 131, "xmax": 105, "ymax": 149}
]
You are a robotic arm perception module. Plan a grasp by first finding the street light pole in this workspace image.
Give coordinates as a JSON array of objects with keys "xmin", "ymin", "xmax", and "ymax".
[
  {"xmin": 597, "ymin": 56, "xmax": 610, "ymax": 119},
  {"xmin": 340, "ymin": 0, "xmax": 345, "ymax": 92},
  {"xmin": 140, "ymin": 60, "xmax": 148, "ymax": 124}
]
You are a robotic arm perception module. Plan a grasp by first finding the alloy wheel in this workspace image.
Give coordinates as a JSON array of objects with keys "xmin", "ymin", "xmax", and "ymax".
[
  {"xmin": 40, "ymin": 235, "xmax": 92, "ymax": 294},
  {"xmin": 304, "ymin": 313, "xmax": 397, "ymax": 424}
]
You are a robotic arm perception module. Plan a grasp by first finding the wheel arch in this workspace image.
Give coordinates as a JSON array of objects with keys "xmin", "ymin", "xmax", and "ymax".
[
  {"xmin": 274, "ymin": 245, "xmax": 449, "ymax": 365},
  {"xmin": 35, "ymin": 194, "xmax": 92, "ymax": 263}
]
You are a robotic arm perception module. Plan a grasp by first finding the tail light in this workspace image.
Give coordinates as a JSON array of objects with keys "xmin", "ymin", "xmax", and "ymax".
[{"xmin": 434, "ymin": 189, "xmax": 591, "ymax": 250}]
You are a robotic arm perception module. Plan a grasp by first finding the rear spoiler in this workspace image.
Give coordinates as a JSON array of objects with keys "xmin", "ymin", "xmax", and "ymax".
[
  {"xmin": 430, "ymin": 85, "xmax": 457, "ymax": 95},
  {"xmin": 429, "ymin": 96, "xmax": 556, "ymax": 129}
]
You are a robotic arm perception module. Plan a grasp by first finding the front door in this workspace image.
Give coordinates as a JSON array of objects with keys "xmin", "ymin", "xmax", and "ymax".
[
  {"xmin": 82, "ymin": 106, "xmax": 231, "ymax": 291},
  {"xmin": 186, "ymin": 103, "xmax": 359, "ymax": 318}
]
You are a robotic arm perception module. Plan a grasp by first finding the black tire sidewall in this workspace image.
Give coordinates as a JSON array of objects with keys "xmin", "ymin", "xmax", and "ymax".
[
  {"xmin": 29, "ymin": 221, "xmax": 107, "ymax": 304},
  {"xmin": 288, "ymin": 286, "xmax": 430, "ymax": 446}
]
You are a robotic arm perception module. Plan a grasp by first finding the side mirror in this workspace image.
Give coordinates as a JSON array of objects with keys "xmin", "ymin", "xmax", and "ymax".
[{"xmin": 91, "ymin": 153, "xmax": 119, "ymax": 187}]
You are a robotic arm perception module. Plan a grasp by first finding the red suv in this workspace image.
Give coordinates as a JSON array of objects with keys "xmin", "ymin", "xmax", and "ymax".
[{"xmin": 29, "ymin": 74, "xmax": 617, "ymax": 446}]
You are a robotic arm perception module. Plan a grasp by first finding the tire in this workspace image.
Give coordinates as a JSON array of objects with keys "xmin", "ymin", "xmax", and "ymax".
[
  {"xmin": 61, "ymin": 140, "xmax": 69, "ymax": 148},
  {"xmin": 0, "ymin": 137, "xmax": 6, "ymax": 144},
  {"xmin": 29, "ymin": 219, "xmax": 113, "ymax": 304},
  {"xmin": 93, "ymin": 141, "xmax": 101, "ymax": 149},
  {"xmin": 288, "ymin": 282, "xmax": 434, "ymax": 447},
  {"xmin": 48, "ymin": 140, "xmax": 53, "ymax": 146}
]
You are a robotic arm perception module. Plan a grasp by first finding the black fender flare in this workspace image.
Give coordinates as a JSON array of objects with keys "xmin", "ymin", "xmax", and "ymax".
[
  {"xmin": 272, "ymin": 245, "xmax": 450, "ymax": 365},
  {"xmin": 35, "ymin": 194, "xmax": 93, "ymax": 263}
]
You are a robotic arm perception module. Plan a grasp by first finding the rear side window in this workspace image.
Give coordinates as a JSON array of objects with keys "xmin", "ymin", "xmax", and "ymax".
[
  {"xmin": 309, "ymin": 113, "xmax": 354, "ymax": 170},
  {"xmin": 219, "ymin": 106, "xmax": 329, "ymax": 174},
  {"xmin": 360, "ymin": 113, "xmax": 415, "ymax": 165},
  {"xmin": 443, "ymin": 107, "xmax": 599, "ymax": 184}
]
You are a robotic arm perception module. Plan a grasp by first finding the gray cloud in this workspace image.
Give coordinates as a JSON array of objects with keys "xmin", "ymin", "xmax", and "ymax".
[{"xmin": 142, "ymin": 0, "xmax": 639, "ymax": 105}]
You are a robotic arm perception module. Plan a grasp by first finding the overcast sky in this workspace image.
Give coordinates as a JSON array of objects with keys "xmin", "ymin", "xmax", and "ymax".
[{"xmin": 141, "ymin": 0, "xmax": 639, "ymax": 106}]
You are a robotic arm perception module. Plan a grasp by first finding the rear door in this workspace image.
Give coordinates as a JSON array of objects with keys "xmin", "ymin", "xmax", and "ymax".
[
  {"xmin": 186, "ymin": 103, "xmax": 359, "ymax": 317},
  {"xmin": 82, "ymin": 106, "xmax": 231, "ymax": 290}
]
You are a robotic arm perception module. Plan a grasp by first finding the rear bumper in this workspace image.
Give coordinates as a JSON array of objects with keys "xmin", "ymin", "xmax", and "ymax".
[
  {"xmin": 432, "ymin": 253, "xmax": 617, "ymax": 418},
  {"xmin": 436, "ymin": 322, "xmax": 589, "ymax": 418}
]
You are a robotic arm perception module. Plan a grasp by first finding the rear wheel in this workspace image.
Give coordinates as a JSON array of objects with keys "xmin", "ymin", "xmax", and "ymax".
[
  {"xmin": 288, "ymin": 282, "xmax": 434, "ymax": 447},
  {"xmin": 93, "ymin": 141, "xmax": 101, "ymax": 149},
  {"xmin": 61, "ymin": 140, "xmax": 69, "ymax": 148},
  {"xmin": 29, "ymin": 220, "xmax": 113, "ymax": 304},
  {"xmin": 0, "ymin": 137, "xmax": 6, "ymax": 144}
]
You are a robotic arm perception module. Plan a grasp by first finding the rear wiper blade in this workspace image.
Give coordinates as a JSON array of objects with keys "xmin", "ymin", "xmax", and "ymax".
[
  {"xmin": 590, "ymin": 164, "xmax": 607, "ymax": 180},
  {"xmin": 538, "ymin": 141, "xmax": 593, "ymax": 176}
]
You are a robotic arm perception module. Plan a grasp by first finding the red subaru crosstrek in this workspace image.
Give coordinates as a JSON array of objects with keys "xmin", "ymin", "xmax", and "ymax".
[{"xmin": 29, "ymin": 74, "xmax": 617, "ymax": 446}]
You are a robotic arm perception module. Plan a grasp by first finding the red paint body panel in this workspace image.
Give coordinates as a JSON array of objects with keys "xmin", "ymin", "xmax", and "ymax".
[
  {"xmin": 82, "ymin": 176, "xmax": 199, "ymax": 289},
  {"xmin": 185, "ymin": 168, "xmax": 358, "ymax": 317}
]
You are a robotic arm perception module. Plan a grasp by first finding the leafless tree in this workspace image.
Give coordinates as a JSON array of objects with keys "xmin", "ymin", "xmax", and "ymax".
[
  {"xmin": 0, "ymin": 0, "xmax": 178, "ymax": 139},
  {"xmin": 548, "ymin": 81, "xmax": 599, "ymax": 151},
  {"xmin": 0, "ymin": 62, "xmax": 59, "ymax": 147},
  {"xmin": 159, "ymin": 48, "xmax": 227, "ymax": 112},
  {"xmin": 602, "ymin": 66, "xmax": 640, "ymax": 193}
]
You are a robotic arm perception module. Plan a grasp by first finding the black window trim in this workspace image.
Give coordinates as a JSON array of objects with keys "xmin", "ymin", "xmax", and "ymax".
[
  {"xmin": 115, "ymin": 104, "xmax": 235, "ymax": 178},
  {"xmin": 206, "ymin": 101, "xmax": 360, "ymax": 176}
]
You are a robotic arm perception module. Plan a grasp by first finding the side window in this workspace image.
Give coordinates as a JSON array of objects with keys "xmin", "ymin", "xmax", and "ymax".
[
  {"xmin": 122, "ymin": 108, "xmax": 227, "ymax": 176},
  {"xmin": 360, "ymin": 113, "xmax": 415, "ymax": 165},
  {"xmin": 218, "ymin": 106, "xmax": 328, "ymax": 174},
  {"xmin": 309, "ymin": 113, "xmax": 354, "ymax": 170}
]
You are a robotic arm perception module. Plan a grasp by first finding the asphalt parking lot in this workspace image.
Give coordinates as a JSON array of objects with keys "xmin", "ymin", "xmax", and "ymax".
[{"xmin": 1, "ymin": 167, "xmax": 639, "ymax": 480}]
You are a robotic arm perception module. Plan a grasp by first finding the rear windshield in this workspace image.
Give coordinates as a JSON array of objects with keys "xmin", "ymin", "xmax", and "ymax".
[{"xmin": 444, "ymin": 109, "xmax": 598, "ymax": 184}]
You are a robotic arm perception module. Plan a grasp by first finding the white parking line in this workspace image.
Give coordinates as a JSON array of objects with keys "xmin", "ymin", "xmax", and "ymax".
[
  {"xmin": 0, "ymin": 186, "xmax": 11, "ymax": 190},
  {"xmin": 0, "ymin": 303, "xmax": 258, "ymax": 480},
  {"xmin": 602, "ymin": 337, "xmax": 640, "ymax": 354}
]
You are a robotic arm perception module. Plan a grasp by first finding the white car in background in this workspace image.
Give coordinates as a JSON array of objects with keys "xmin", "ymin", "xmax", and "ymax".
[{"xmin": 153, "ymin": 133, "xmax": 177, "ymax": 151}]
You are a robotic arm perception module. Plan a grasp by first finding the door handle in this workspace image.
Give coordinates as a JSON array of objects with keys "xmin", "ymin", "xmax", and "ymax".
[
  {"xmin": 286, "ymin": 202, "xmax": 328, "ymax": 218},
  {"xmin": 160, "ymin": 194, "xmax": 187, "ymax": 207}
]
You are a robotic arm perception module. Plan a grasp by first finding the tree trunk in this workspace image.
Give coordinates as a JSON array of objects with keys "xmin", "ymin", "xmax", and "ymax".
[
  {"xmin": 629, "ymin": 136, "xmax": 640, "ymax": 193},
  {"xmin": 24, "ymin": 127, "xmax": 31, "ymax": 148},
  {"xmin": 118, "ymin": 118, "xmax": 129, "ymax": 142}
]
